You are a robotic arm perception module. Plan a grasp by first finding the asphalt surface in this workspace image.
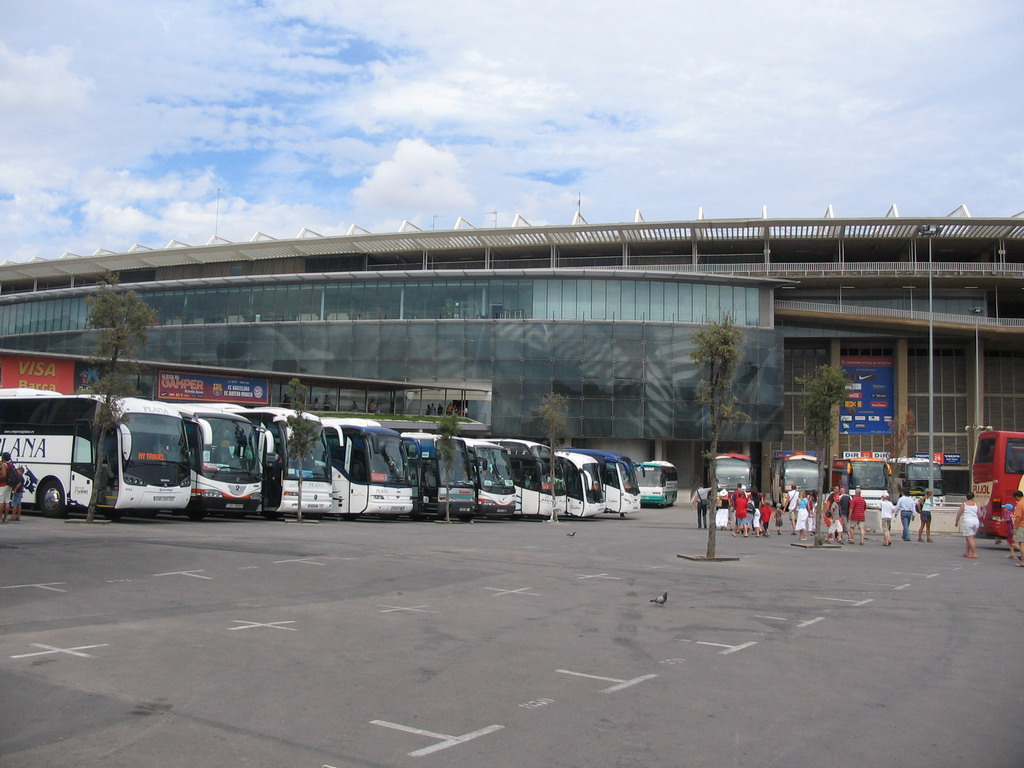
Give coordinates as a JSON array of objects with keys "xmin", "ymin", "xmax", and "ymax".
[{"xmin": 1, "ymin": 507, "xmax": 1021, "ymax": 768}]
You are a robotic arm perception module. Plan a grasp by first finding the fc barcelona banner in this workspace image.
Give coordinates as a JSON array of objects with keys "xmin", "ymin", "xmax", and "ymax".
[{"xmin": 157, "ymin": 370, "xmax": 269, "ymax": 405}]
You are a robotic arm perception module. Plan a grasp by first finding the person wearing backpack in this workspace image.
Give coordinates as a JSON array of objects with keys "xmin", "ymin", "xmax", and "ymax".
[
  {"xmin": 9, "ymin": 466, "xmax": 25, "ymax": 521},
  {"xmin": 0, "ymin": 452, "xmax": 15, "ymax": 523}
]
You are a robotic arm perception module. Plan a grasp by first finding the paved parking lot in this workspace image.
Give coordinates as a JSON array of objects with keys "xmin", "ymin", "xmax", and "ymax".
[{"xmin": 1, "ymin": 508, "xmax": 1021, "ymax": 768}]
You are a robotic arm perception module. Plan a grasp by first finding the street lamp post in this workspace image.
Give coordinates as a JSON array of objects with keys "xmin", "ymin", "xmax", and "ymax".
[{"xmin": 918, "ymin": 224, "xmax": 941, "ymax": 492}]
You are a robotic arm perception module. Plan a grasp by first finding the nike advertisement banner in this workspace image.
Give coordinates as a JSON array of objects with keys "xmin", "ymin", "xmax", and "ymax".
[{"xmin": 839, "ymin": 356, "xmax": 894, "ymax": 435}]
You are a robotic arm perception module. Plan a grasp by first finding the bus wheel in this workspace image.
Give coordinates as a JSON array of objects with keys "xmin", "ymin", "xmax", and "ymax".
[
  {"xmin": 186, "ymin": 511, "xmax": 207, "ymax": 521},
  {"xmin": 457, "ymin": 513, "xmax": 474, "ymax": 522},
  {"xmin": 37, "ymin": 481, "xmax": 68, "ymax": 518},
  {"xmin": 261, "ymin": 511, "xmax": 282, "ymax": 521}
]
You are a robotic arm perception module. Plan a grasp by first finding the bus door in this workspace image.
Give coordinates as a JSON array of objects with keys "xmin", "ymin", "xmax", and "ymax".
[
  {"xmin": 343, "ymin": 431, "xmax": 370, "ymax": 516},
  {"xmin": 69, "ymin": 419, "xmax": 96, "ymax": 509}
]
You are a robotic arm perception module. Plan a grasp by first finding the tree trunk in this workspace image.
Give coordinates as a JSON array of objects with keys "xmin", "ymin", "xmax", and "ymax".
[{"xmin": 706, "ymin": 443, "xmax": 718, "ymax": 559}]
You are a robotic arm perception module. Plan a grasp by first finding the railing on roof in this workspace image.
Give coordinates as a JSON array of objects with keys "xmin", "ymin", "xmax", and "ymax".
[
  {"xmin": 626, "ymin": 261, "xmax": 1024, "ymax": 277},
  {"xmin": 774, "ymin": 300, "xmax": 1024, "ymax": 328}
]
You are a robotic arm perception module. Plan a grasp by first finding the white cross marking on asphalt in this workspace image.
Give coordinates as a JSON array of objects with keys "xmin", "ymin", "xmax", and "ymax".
[
  {"xmin": 797, "ymin": 617, "xmax": 826, "ymax": 628},
  {"xmin": 377, "ymin": 604, "xmax": 435, "ymax": 613},
  {"xmin": 575, "ymin": 573, "xmax": 620, "ymax": 580},
  {"xmin": 1, "ymin": 582, "xmax": 68, "ymax": 592},
  {"xmin": 273, "ymin": 558, "xmax": 325, "ymax": 566},
  {"xmin": 678, "ymin": 639, "xmax": 759, "ymax": 655},
  {"xmin": 555, "ymin": 668, "xmax": 658, "ymax": 693},
  {"xmin": 11, "ymin": 643, "xmax": 109, "ymax": 659},
  {"xmin": 370, "ymin": 719, "xmax": 504, "ymax": 757},
  {"xmin": 227, "ymin": 620, "xmax": 297, "ymax": 631},
  {"xmin": 484, "ymin": 587, "xmax": 540, "ymax": 597},
  {"xmin": 814, "ymin": 596, "xmax": 874, "ymax": 606},
  {"xmin": 153, "ymin": 570, "xmax": 212, "ymax": 579}
]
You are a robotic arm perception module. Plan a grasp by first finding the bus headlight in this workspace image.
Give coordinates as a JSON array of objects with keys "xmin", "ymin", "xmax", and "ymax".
[
  {"xmin": 202, "ymin": 489, "xmax": 224, "ymax": 498},
  {"xmin": 123, "ymin": 474, "xmax": 145, "ymax": 486}
]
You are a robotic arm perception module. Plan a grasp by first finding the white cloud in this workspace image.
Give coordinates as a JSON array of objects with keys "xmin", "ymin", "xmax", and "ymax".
[
  {"xmin": 0, "ymin": 0, "xmax": 1021, "ymax": 262},
  {"xmin": 353, "ymin": 138, "xmax": 474, "ymax": 215}
]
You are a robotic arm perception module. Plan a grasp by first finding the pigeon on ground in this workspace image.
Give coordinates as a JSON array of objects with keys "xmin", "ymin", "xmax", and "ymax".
[
  {"xmin": 650, "ymin": 591, "xmax": 668, "ymax": 605},
  {"xmin": 566, "ymin": 531, "xmax": 576, "ymax": 537}
]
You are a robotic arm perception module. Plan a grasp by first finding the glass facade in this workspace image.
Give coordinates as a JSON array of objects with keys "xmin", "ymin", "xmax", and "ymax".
[
  {"xmin": 0, "ymin": 274, "xmax": 781, "ymax": 443},
  {"xmin": 0, "ymin": 276, "xmax": 762, "ymax": 334}
]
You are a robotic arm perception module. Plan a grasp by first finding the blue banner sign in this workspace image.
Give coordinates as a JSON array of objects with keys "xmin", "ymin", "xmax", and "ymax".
[
  {"xmin": 157, "ymin": 370, "xmax": 269, "ymax": 405},
  {"xmin": 839, "ymin": 356, "xmax": 894, "ymax": 435}
]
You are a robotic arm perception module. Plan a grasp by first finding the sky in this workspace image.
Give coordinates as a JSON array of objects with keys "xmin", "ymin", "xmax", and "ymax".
[{"xmin": 2, "ymin": 0, "xmax": 1022, "ymax": 263}]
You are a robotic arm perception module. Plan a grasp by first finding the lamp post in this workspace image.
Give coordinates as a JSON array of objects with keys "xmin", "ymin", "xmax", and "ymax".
[{"xmin": 918, "ymin": 224, "xmax": 941, "ymax": 492}]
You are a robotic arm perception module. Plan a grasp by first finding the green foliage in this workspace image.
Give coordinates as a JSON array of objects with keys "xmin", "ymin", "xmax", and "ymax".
[
  {"xmin": 284, "ymin": 378, "xmax": 323, "ymax": 522},
  {"xmin": 82, "ymin": 275, "xmax": 158, "ymax": 522},
  {"xmin": 799, "ymin": 364, "xmax": 849, "ymax": 448},
  {"xmin": 797, "ymin": 364, "xmax": 849, "ymax": 543},
  {"xmin": 691, "ymin": 314, "xmax": 747, "ymax": 558},
  {"xmin": 436, "ymin": 412, "xmax": 461, "ymax": 523}
]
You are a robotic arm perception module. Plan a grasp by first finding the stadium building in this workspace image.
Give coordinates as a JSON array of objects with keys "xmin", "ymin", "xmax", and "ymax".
[{"xmin": 2, "ymin": 210, "xmax": 1022, "ymax": 493}]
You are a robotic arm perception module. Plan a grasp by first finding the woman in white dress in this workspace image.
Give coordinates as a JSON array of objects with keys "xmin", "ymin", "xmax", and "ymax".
[{"xmin": 954, "ymin": 491, "xmax": 981, "ymax": 559}]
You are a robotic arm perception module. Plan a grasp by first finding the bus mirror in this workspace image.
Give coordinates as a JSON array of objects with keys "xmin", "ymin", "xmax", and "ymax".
[{"xmin": 119, "ymin": 424, "xmax": 132, "ymax": 460}]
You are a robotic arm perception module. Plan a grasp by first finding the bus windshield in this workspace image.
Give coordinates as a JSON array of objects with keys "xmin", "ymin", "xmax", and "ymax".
[
  {"xmin": 473, "ymin": 446, "xmax": 515, "ymax": 494},
  {"xmin": 206, "ymin": 417, "xmax": 261, "ymax": 478},
  {"xmin": 619, "ymin": 461, "xmax": 639, "ymax": 494},
  {"xmin": 850, "ymin": 461, "xmax": 887, "ymax": 490},
  {"xmin": 783, "ymin": 461, "xmax": 819, "ymax": 489},
  {"xmin": 716, "ymin": 457, "xmax": 751, "ymax": 488},
  {"xmin": 124, "ymin": 413, "xmax": 188, "ymax": 464},
  {"xmin": 367, "ymin": 433, "xmax": 413, "ymax": 485}
]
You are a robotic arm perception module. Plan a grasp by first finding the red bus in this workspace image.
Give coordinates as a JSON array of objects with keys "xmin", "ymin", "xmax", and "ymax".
[{"xmin": 972, "ymin": 430, "xmax": 1024, "ymax": 539}]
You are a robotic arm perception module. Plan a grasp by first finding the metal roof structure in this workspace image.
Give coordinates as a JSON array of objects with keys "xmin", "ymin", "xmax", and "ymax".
[{"xmin": 3, "ymin": 213, "xmax": 1024, "ymax": 284}]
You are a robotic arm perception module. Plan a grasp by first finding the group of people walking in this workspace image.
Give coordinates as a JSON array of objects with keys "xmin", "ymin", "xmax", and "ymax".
[{"xmin": 691, "ymin": 480, "xmax": 1024, "ymax": 564}]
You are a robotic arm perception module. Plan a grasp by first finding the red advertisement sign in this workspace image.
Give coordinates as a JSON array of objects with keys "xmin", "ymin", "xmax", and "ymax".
[
  {"xmin": 0, "ymin": 355, "xmax": 76, "ymax": 393},
  {"xmin": 157, "ymin": 370, "xmax": 270, "ymax": 405}
]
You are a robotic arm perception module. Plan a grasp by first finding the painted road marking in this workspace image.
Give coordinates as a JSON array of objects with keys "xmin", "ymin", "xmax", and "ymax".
[
  {"xmin": 377, "ymin": 604, "xmax": 435, "ymax": 614},
  {"xmin": 797, "ymin": 616, "xmax": 826, "ymax": 628},
  {"xmin": 893, "ymin": 572, "xmax": 940, "ymax": 578},
  {"xmin": 154, "ymin": 570, "xmax": 212, "ymax": 580},
  {"xmin": 814, "ymin": 597, "xmax": 874, "ymax": 607},
  {"xmin": 227, "ymin": 620, "xmax": 297, "ymax": 631},
  {"xmin": 575, "ymin": 573, "xmax": 620, "ymax": 580},
  {"xmin": 273, "ymin": 558, "xmax": 325, "ymax": 566},
  {"xmin": 484, "ymin": 587, "xmax": 540, "ymax": 597},
  {"xmin": 555, "ymin": 668, "xmax": 658, "ymax": 693},
  {"xmin": 683, "ymin": 640, "xmax": 758, "ymax": 655},
  {"xmin": 755, "ymin": 615, "xmax": 788, "ymax": 621},
  {"xmin": 11, "ymin": 643, "xmax": 109, "ymax": 659},
  {"xmin": 370, "ymin": 719, "xmax": 504, "ymax": 757},
  {"xmin": 1, "ymin": 582, "xmax": 68, "ymax": 592}
]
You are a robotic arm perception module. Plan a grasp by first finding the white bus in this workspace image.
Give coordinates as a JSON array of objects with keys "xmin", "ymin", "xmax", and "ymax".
[
  {"xmin": 563, "ymin": 448, "xmax": 641, "ymax": 517},
  {"xmin": 637, "ymin": 461, "xmax": 678, "ymax": 507},
  {"xmin": 320, "ymin": 417, "xmax": 416, "ymax": 519},
  {"xmin": 769, "ymin": 453, "xmax": 820, "ymax": 506},
  {"xmin": 463, "ymin": 438, "xmax": 517, "ymax": 519},
  {"xmin": 162, "ymin": 403, "xmax": 265, "ymax": 520},
  {"xmin": 0, "ymin": 390, "xmax": 191, "ymax": 520},
  {"xmin": 496, "ymin": 439, "xmax": 558, "ymax": 519},
  {"xmin": 554, "ymin": 450, "xmax": 606, "ymax": 518},
  {"xmin": 232, "ymin": 407, "xmax": 333, "ymax": 519}
]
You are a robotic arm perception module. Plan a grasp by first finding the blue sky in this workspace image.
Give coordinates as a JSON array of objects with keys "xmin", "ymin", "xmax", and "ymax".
[{"xmin": 2, "ymin": 0, "xmax": 1021, "ymax": 262}]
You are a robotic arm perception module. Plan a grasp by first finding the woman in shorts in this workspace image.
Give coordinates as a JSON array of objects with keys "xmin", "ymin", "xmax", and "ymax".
[
  {"xmin": 879, "ymin": 491, "xmax": 894, "ymax": 546},
  {"xmin": 954, "ymin": 492, "xmax": 981, "ymax": 559},
  {"xmin": 9, "ymin": 466, "xmax": 25, "ymax": 521}
]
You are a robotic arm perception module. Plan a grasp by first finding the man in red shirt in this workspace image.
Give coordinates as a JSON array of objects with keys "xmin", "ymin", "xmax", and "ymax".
[
  {"xmin": 731, "ymin": 484, "xmax": 748, "ymax": 537},
  {"xmin": 848, "ymin": 487, "xmax": 868, "ymax": 545}
]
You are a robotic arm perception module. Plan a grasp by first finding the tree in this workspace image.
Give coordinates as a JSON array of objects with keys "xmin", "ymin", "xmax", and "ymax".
[
  {"xmin": 436, "ymin": 412, "xmax": 461, "ymax": 523},
  {"xmin": 798, "ymin": 364, "xmax": 850, "ymax": 545},
  {"xmin": 691, "ymin": 314, "xmax": 747, "ymax": 559},
  {"xmin": 82, "ymin": 276, "xmax": 158, "ymax": 522},
  {"xmin": 536, "ymin": 393, "xmax": 569, "ymax": 523},
  {"xmin": 883, "ymin": 411, "xmax": 917, "ymax": 496},
  {"xmin": 284, "ymin": 378, "xmax": 322, "ymax": 523}
]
